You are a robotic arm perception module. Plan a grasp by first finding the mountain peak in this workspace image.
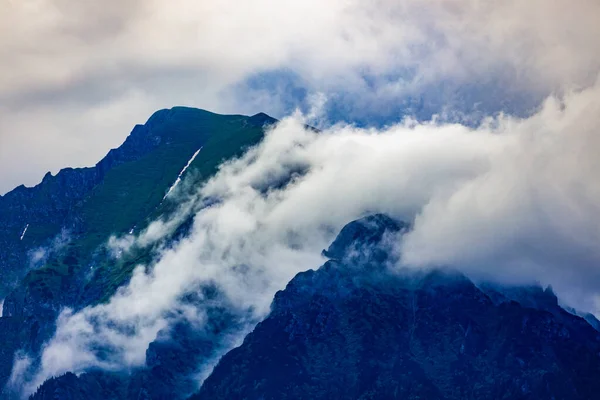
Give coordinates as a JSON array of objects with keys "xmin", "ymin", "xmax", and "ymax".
[
  {"xmin": 322, "ymin": 213, "xmax": 407, "ymax": 264},
  {"xmin": 248, "ymin": 111, "xmax": 278, "ymax": 127}
]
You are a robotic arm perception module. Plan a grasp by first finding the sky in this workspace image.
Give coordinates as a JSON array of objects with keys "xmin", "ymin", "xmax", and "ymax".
[
  {"xmin": 1, "ymin": 0, "xmax": 600, "ymax": 194},
  {"xmin": 3, "ymin": 1, "xmax": 600, "ymax": 397}
]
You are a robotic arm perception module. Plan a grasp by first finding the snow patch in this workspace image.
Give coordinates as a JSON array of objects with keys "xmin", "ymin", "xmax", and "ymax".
[
  {"xmin": 163, "ymin": 148, "xmax": 202, "ymax": 200},
  {"xmin": 20, "ymin": 224, "xmax": 29, "ymax": 240}
]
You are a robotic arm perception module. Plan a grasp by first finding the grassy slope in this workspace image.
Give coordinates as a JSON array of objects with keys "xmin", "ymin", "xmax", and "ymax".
[{"xmin": 86, "ymin": 111, "xmax": 271, "ymax": 303}]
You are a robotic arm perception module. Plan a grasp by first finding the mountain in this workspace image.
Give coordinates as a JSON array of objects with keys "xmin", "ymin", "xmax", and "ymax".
[
  {"xmin": 0, "ymin": 107, "xmax": 276, "ymax": 396},
  {"xmin": 192, "ymin": 215, "xmax": 600, "ymax": 400}
]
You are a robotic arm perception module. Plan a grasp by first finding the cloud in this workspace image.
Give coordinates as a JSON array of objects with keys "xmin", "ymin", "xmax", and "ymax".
[
  {"xmin": 402, "ymin": 80, "xmax": 600, "ymax": 309},
  {"xmin": 15, "ymin": 77, "xmax": 600, "ymax": 395},
  {"xmin": 27, "ymin": 228, "xmax": 71, "ymax": 269},
  {"xmin": 2, "ymin": 0, "xmax": 600, "ymax": 193},
  {"xmin": 6, "ymin": 353, "xmax": 33, "ymax": 396}
]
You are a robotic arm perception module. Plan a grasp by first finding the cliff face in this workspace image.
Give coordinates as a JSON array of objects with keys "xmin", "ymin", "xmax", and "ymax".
[
  {"xmin": 193, "ymin": 216, "xmax": 600, "ymax": 400},
  {"xmin": 0, "ymin": 107, "xmax": 276, "ymax": 397}
]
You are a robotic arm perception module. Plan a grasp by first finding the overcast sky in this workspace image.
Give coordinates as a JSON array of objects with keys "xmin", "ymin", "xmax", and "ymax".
[{"xmin": 1, "ymin": 0, "xmax": 600, "ymax": 194}]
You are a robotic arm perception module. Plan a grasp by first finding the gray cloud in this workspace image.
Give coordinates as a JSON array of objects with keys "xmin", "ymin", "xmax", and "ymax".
[
  {"xmin": 2, "ymin": 0, "xmax": 600, "ymax": 193},
  {"xmin": 12, "ymin": 79, "xmax": 600, "ymax": 395}
]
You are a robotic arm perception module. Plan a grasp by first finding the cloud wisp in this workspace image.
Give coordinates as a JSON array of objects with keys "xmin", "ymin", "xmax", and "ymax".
[{"xmin": 12, "ymin": 77, "xmax": 600, "ymax": 395}]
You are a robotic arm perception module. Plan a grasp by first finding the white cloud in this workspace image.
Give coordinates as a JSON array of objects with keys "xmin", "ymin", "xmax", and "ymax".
[
  {"xmin": 27, "ymin": 229, "xmax": 71, "ymax": 269},
  {"xmin": 402, "ymin": 81, "xmax": 600, "ymax": 309},
  {"xmin": 6, "ymin": 353, "xmax": 33, "ymax": 395},
  {"xmin": 17, "ymin": 78, "xmax": 600, "ymax": 395}
]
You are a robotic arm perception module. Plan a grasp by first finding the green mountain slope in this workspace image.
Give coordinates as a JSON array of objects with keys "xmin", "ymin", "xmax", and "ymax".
[{"xmin": 0, "ymin": 107, "xmax": 276, "ymax": 394}]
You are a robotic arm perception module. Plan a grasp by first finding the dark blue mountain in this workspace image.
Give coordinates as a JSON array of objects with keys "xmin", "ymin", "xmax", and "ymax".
[{"xmin": 192, "ymin": 216, "xmax": 600, "ymax": 400}]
